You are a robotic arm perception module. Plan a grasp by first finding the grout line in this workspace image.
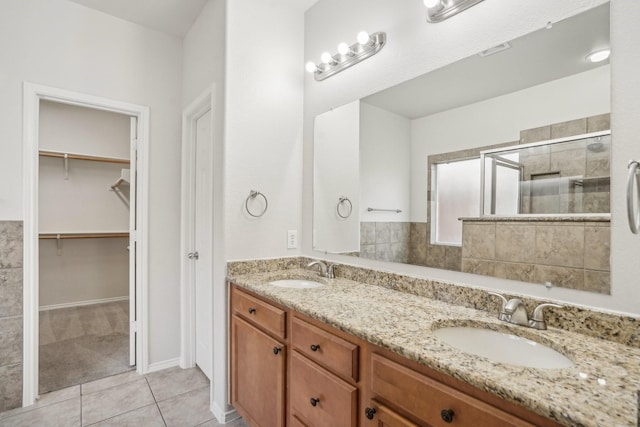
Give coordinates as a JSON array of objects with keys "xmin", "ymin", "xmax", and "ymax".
[
  {"xmin": 82, "ymin": 403, "xmax": 159, "ymax": 427},
  {"xmin": 154, "ymin": 384, "xmax": 210, "ymax": 404},
  {"xmin": 146, "ymin": 377, "xmax": 168, "ymax": 427},
  {"xmin": 80, "ymin": 369, "xmax": 140, "ymax": 396}
]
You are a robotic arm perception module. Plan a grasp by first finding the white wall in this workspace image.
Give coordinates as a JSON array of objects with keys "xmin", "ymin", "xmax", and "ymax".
[
  {"xmin": 181, "ymin": 0, "xmax": 229, "ymax": 418},
  {"xmin": 0, "ymin": 0, "xmax": 183, "ymax": 364},
  {"xmin": 313, "ymin": 101, "xmax": 360, "ymax": 253},
  {"xmin": 360, "ymin": 102, "xmax": 411, "ymax": 222},
  {"xmin": 224, "ymin": 0, "xmax": 306, "ymax": 261},
  {"xmin": 410, "ymin": 65, "xmax": 610, "ymax": 222},
  {"xmin": 304, "ymin": 0, "xmax": 640, "ymax": 315}
]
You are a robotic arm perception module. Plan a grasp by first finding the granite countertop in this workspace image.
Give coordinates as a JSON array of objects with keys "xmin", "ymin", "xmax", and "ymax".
[
  {"xmin": 459, "ymin": 215, "xmax": 610, "ymax": 222},
  {"xmin": 228, "ymin": 268, "xmax": 640, "ymax": 427}
]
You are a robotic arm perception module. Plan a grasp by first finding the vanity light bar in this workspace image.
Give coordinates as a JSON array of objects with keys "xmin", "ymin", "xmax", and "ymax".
[
  {"xmin": 424, "ymin": 0, "xmax": 485, "ymax": 23},
  {"xmin": 306, "ymin": 31, "xmax": 387, "ymax": 82}
]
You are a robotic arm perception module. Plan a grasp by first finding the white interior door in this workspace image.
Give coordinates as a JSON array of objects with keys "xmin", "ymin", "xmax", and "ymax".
[
  {"xmin": 194, "ymin": 108, "xmax": 213, "ymax": 380},
  {"xmin": 129, "ymin": 117, "xmax": 137, "ymax": 366}
]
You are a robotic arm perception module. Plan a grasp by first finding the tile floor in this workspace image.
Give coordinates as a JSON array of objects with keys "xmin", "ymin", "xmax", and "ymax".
[{"xmin": 0, "ymin": 366, "xmax": 249, "ymax": 427}]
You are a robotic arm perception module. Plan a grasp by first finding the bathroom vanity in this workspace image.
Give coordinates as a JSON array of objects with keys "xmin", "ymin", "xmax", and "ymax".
[{"xmin": 227, "ymin": 263, "xmax": 640, "ymax": 427}]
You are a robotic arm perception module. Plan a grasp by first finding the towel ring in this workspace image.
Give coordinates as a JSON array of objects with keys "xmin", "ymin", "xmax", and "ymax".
[
  {"xmin": 336, "ymin": 196, "xmax": 353, "ymax": 219},
  {"xmin": 627, "ymin": 160, "xmax": 640, "ymax": 234},
  {"xmin": 246, "ymin": 190, "xmax": 268, "ymax": 218}
]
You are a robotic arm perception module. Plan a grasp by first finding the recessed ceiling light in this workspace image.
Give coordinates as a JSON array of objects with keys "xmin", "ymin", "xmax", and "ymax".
[{"xmin": 586, "ymin": 48, "xmax": 610, "ymax": 63}]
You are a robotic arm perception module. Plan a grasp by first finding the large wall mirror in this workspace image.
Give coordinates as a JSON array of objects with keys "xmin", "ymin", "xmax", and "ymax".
[{"xmin": 313, "ymin": 3, "xmax": 611, "ymax": 294}]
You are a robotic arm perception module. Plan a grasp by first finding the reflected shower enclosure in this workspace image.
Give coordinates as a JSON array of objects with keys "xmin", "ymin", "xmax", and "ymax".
[{"xmin": 480, "ymin": 131, "xmax": 611, "ymax": 216}]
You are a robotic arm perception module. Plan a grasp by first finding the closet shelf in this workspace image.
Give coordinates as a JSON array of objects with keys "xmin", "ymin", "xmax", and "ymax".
[
  {"xmin": 39, "ymin": 232, "xmax": 129, "ymax": 239},
  {"xmin": 39, "ymin": 149, "xmax": 130, "ymax": 165}
]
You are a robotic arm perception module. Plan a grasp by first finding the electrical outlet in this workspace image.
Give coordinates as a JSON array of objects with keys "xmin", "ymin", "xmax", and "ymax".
[{"xmin": 287, "ymin": 230, "xmax": 297, "ymax": 249}]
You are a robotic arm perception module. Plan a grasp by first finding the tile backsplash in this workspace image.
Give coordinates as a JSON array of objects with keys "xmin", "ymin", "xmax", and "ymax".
[{"xmin": 0, "ymin": 221, "xmax": 23, "ymax": 412}]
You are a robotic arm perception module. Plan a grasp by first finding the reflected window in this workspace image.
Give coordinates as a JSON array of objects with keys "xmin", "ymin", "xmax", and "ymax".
[{"xmin": 432, "ymin": 158, "xmax": 480, "ymax": 245}]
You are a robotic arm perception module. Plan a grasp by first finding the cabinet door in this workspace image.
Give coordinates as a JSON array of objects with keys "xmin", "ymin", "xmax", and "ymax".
[{"xmin": 231, "ymin": 315, "xmax": 286, "ymax": 427}]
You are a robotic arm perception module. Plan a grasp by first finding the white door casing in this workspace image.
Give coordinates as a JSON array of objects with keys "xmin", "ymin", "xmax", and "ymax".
[
  {"xmin": 129, "ymin": 117, "xmax": 138, "ymax": 366},
  {"xmin": 22, "ymin": 83, "xmax": 150, "ymax": 406}
]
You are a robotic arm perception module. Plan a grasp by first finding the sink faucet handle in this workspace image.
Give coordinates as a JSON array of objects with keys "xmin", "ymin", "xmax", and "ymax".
[
  {"xmin": 487, "ymin": 292, "xmax": 508, "ymax": 320},
  {"xmin": 326, "ymin": 263, "xmax": 337, "ymax": 279},
  {"xmin": 529, "ymin": 303, "xmax": 563, "ymax": 330},
  {"xmin": 307, "ymin": 260, "xmax": 328, "ymax": 277}
]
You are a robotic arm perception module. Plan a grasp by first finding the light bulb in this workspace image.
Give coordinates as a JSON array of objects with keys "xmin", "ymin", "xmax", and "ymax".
[
  {"xmin": 424, "ymin": 0, "xmax": 441, "ymax": 8},
  {"xmin": 321, "ymin": 51, "xmax": 333, "ymax": 64},
  {"xmin": 337, "ymin": 42, "xmax": 351, "ymax": 56},
  {"xmin": 357, "ymin": 31, "xmax": 370, "ymax": 45},
  {"xmin": 306, "ymin": 62, "xmax": 318, "ymax": 73},
  {"xmin": 586, "ymin": 48, "xmax": 610, "ymax": 63}
]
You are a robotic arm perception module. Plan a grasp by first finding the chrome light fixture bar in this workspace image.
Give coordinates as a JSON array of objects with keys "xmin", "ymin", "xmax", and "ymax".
[
  {"xmin": 306, "ymin": 31, "xmax": 387, "ymax": 81},
  {"xmin": 424, "ymin": 0, "xmax": 485, "ymax": 23}
]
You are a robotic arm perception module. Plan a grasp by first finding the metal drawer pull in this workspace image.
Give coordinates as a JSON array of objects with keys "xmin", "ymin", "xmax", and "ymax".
[
  {"xmin": 364, "ymin": 407, "xmax": 377, "ymax": 420},
  {"xmin": 441, "ymin": 409, "xmax": 454, "ymax": 423},
  {"xmin": 272, "ymin": 347, "xmax": 282, "ymax": 355},
  {"xmin": 309, "ymin": 397, "xmax": 320, "ymax": 407},
  {"xmin": 627, "ymin": 160, "xmax": 640, "ymax": 234},
  {"xmin": 248, "ymin": 307, "xmax": 256, "ymax": 314},
  {"xmin": 310, "ymin": 344, "xmax": 320, "ymax": 352}
]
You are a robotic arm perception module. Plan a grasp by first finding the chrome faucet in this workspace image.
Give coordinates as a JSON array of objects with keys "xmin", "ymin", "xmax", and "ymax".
[
  {"xmin": 307, "ymin": 260, "xmax": 336, "ymax": 278},
  {"xmin": 488, "ymin": 292, "xmax": 562, "ymax": 330}
]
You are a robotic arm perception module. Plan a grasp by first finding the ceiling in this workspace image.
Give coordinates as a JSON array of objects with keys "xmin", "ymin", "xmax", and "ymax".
[
  {"xmin": 67, "ymin": 0, "xmax": 320, "ymax": 38},
  {"xmin": 363, "ymin": 3, "xmax": 610, "ymax": 119}
]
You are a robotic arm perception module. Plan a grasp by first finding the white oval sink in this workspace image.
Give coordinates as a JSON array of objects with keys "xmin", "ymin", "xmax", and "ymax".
[
  {"xmin": 268, "ymin": 279, "xmax": 324, "ymax": 289},
  {"xmin": 433, "ymin": 327, "xmax": 573, "ymax": 369}
]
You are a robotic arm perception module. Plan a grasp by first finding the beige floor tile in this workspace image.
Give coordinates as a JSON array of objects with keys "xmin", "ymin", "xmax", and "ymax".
[
  {"xmin": 157, "ymin": 386, "xmax": 213, "ymax": 427},
  {"xmin": 81, "ymin": 378, "xmax": 155, "ymax": 426},
  {"xmin": 0, "ymin": 397, "xmax": 80, "ymax": 427},
  {"xmin": 196, "ymin": 418, "xmax": 249, "ymax": 427},
  {"xmin": 87, "ymin": 404, "xmax": 165, "ymax": 427},
  {"xmin": 0, "ymin": 385, "xmax": 80, "ymax": 420},
  {"xmin": 82, "ymin": 369, "xmax": 141, "ymax": 395},
  {"xmin": 146, "ymin": 366, "xmax": 209, "ymax": 402}
]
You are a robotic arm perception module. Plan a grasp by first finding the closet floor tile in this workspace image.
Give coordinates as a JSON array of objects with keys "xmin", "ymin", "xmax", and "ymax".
[{"xmin": 85, "ymin": 404, "xmax": 165, "ymax": 427}]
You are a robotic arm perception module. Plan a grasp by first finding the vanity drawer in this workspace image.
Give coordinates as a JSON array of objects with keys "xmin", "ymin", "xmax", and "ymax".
[
  {"xmin": 231, "ymin": 286, "xmax": 286, "ymax": 339},
  {"xmin": 370, "ymin": 353, "xmax": 535, "ymax": 427},
  {"xmin": 291, "ymin": 351, "xmax": 358, "ymax": 427},
  {"xmin": 292, "ymin": 316, "xmax": 359, "ymax": 382}
]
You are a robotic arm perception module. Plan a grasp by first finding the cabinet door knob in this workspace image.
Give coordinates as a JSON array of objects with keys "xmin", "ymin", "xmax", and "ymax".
[
  {"xmin": 248, "ymin": 307, "xmax": 256, "ymax": 314},
  {"xmin": 309, "ymin": 397, "xmax": 320, "ymax": 407},
  {"xmin": 272, "ymin": 347, "xmax": 282, "ymax": 355},
  {"xmin": 441, "ymin": 409, "xmax": 454, "ymax": 423},
  {"xmin": 310, "ymin": 344, "xmax": 320, "ymax": 352},
  {"xmin": 364, "ymin": 407, "xmax": 377, "ymax": 420}
]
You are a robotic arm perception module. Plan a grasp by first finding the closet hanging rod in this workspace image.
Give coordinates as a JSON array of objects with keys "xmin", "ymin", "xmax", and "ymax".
[
  {"xmin": 39, "ymin": 232, "xmax": 129, "ymax": 240},
  {"xmin": 39, "ymin": 150, "xmax": 130, "ymax": 165}
]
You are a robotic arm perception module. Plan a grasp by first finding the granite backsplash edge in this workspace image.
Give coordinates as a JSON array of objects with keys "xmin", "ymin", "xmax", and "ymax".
[{"xmin": 226, "ymin": 256, "xmax": 639, "ymax": 349}]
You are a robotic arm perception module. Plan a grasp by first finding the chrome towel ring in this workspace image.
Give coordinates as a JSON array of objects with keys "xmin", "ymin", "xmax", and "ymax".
[
  {"xmin": 336, "ymin": 196, "xmax": 353, "ymax": 219},
  {"xmin": 246, "ymin": 190, "xmax": 268, "ymax": 218},
  {"xmin": 627, "ymin": 160, "xmax": 640, "ymax": 234}
]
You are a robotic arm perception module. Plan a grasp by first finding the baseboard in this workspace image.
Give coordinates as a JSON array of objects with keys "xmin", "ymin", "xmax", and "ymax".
[
  {"xmin": 39, "ymin": 296, "xmax": 129, "ymax": 311},
  {"xmin": 211, "ymin": 402, "xmax": 239, "ymax": 424},
  {"xmin": 146, "ymin": 358, "xmax": 180, "ymax": 373}
]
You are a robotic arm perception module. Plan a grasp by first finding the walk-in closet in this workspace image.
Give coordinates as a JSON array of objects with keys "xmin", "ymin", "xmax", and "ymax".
[{"xmin": 38, "ymin": 100, "xmax": 135, "ymax": 393}]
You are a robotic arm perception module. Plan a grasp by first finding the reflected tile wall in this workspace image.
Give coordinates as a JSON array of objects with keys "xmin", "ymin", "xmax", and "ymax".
[
  {"xmin": 461, "ymin": 219, "xmax": 610, "ymax": 294},
  {"xmin": 360, "ymin": 222, "xmax": 410, "ymax": 264},
  {"xmin": 0, "ymin": 221, "xmax": 23, "ymax": 412}
]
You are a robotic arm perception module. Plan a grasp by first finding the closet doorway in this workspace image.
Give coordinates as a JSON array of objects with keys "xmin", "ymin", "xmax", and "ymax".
[{"xmin": 23, "ymin": 83, "xmax": 150, "ymax": 405}]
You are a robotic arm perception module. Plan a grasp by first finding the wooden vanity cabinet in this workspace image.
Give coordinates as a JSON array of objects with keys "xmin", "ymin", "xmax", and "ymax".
[
  {"xmin": 230, "ymin": 286, "xmax": 287, "ymax": 427},
  {"xmin": 229, "ymin": 285, "xmax": 562, "ymax": 427}
]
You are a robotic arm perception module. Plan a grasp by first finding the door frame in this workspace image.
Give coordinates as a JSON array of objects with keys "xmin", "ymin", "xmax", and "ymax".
[
  {"xmin": 22, "ymin": 82, "xmax": 150, "ymax": 405},
  {"xmin": 180, "ymin": 86, "xmax": 215, "ymax": 369}
]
